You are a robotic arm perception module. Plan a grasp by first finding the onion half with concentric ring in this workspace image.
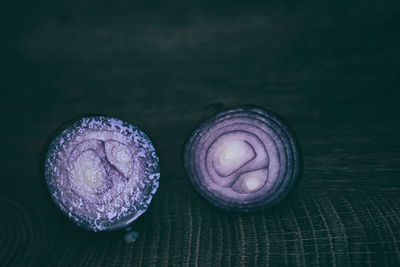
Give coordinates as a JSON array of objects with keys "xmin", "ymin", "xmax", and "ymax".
[
  {"xmin": 183, "ymin": 105, "xmax": 302, "ymax": 212},
  {"xmin": 44, "ymin": 116, "xmax": 160, "ymax": 231}
]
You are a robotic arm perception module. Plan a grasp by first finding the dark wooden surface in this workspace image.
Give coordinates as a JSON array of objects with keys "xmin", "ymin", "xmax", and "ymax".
[{"xmin": 1, "ymin": 0, "xmax": 400, "ymax": 266}]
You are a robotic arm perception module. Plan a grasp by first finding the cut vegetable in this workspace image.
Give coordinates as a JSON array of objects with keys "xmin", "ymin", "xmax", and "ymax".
[
  {"xmin": 44, "ymin": 116, "xmax": 160, "ymax": 231},
  {"xmin": 183, "ymin": 105, "xmax": 302, "ymax": 211}
]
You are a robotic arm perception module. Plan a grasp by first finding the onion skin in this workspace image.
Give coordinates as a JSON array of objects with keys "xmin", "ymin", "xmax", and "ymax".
[
  {"xmin": 44, "ymin": 116, "xmax": 160, "ymax": 231},
  {"xmin": 183, "ymin": 105, "xmax": 302, "ymax": 212}
]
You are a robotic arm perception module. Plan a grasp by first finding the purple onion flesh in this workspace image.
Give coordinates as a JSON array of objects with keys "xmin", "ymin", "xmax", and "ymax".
[
  {"xmin": 183, "ymin": 105, "xmax": 302, "ymax": 212},
  {"xmin": 44, "ymin": 116, "xmax": 160, "ymax": 231}
]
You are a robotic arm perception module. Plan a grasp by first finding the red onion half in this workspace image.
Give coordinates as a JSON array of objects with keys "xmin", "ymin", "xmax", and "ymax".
[
  {"xmin": 44, "ymin": 116, "xmax": 160, "ymax": 231},
  {"xmin": 183, "ymin": 105, "xmax": 302, "ymax": 212}
]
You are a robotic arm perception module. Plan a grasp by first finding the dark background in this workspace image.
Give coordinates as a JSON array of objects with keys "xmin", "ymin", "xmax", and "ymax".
[{"xmin": 1, "ymin": 0, "xmax": 400, "ymax": 266}]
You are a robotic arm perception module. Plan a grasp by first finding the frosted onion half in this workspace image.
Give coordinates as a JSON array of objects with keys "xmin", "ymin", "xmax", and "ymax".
[{"xmin": 44, "ymin": 116, "xmax": 160, "ymax": 231}]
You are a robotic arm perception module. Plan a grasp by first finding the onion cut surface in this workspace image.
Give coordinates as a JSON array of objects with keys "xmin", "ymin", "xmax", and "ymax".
[
  {"xmin": 44, "ymin": 116, "xmax": 160, "ymax": 231},
  {"xmin": 183, "ymin": 105, "xmax": 302, "ymax": 211}
]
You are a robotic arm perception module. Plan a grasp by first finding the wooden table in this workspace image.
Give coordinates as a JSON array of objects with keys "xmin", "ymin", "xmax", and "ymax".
[{"xmin": 1, "ymin": 0, "xmax": 399, "ymax": 266}]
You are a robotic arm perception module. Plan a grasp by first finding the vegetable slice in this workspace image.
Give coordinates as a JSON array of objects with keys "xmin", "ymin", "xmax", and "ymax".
[
  {"xmin": 183, "ymin": 105, "xmax": 302, "ymax": 211},
  {"xmin": 44, "ymin": 116, "xmax": 160, "ymax": 231}
]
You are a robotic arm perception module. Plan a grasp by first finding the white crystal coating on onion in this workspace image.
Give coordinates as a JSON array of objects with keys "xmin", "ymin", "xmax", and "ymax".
[
  {"xmin": 183, "ymin": 105, "xmax": 302, "ymax": 211},
  {"xmin": 44, "ymin": 116, "xmax": 160, "ymax": 231}
]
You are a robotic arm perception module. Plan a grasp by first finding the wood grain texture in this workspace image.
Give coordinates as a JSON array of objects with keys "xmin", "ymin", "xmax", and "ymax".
[{"xmin": 1, "ymin": 0, "xmax": 400, "ymax": 266}]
